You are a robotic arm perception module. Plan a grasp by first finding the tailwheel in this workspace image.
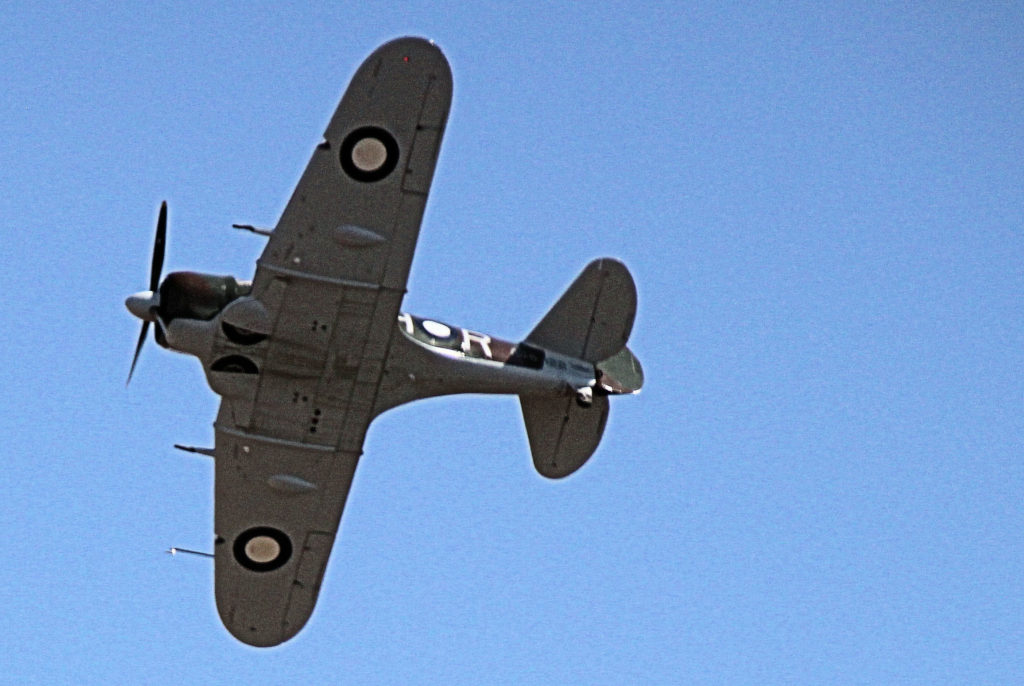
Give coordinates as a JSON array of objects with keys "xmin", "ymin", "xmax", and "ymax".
[{"xmin": 575, "ymin": 386, "xmax": 594, "ymax": 408}]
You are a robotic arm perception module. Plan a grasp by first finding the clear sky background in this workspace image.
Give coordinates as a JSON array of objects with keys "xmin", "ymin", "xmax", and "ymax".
[{"xmin": 2, "ymin": 2, "xmax": 1022, "ymax": 683}]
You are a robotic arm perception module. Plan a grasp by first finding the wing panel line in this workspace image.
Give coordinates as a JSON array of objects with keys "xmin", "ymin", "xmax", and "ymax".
[
  {"xmin": 214, "ymin": 424, "xmax": 339, "ymax": 453},
  {"xmin": 256, "ymin": 262, "xmax": 394, "ymax": 291}
]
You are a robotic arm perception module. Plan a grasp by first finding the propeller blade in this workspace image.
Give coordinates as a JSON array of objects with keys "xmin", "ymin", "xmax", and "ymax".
[
  {"xmin": 128, "ymin": 202, "xmax": 167, "ymax": 384},
  {"xmin": 127, "ymin": 201, "xmax": 168, "ymax": 385},
  {"xmin": 150, "ymin": 201, "xmax": 167, "ymax": 292},
  {"xmin": 127, "ymin": 320, "xmax": 150, "ymax": 385}
]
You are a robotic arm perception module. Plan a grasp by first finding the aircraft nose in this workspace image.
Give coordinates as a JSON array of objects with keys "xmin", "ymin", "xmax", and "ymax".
[{"xmin": 126, "ymin": 291, "xmax": 159, "ymax": 321}]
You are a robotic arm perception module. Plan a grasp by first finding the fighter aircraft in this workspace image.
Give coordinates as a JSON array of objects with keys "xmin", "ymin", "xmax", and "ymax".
[{"xmin": 125, "ymin": 37, "xmax": 643, "ymax": 647}]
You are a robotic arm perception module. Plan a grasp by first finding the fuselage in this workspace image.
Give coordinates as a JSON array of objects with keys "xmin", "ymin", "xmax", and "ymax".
[
  {"xmin": 375, "ymin": 312, "xmax": 598, "ymax": 413},
  {"xmin": 131, "ymin": 268, "xmax": 641, "ymax": 425},
  {"xmin": 144, "ymin": 284, "xmax": 603, "ymax": 417}
]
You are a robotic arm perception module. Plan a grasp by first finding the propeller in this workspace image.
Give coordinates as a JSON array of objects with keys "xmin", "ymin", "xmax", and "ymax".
[{"xmin": 126, "ymin": 201, "xmax": 168, "ymax": 384}]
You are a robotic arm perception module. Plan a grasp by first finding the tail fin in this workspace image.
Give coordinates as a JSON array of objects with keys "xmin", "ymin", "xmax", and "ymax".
[
  {"xmin": 525, "ymin": 258, "xmax": 637, "ymax": 363},
  {"xmin": 520, "ymin": 259, "xmax": 639, "ymax": 478}
]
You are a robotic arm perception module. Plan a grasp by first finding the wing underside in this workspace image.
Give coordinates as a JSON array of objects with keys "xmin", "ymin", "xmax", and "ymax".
[
  {"xmin": 212, "ymin": 37, "xmax": 452, "ymax": 646},
  {"xmin": 213, "ymin": 422, "xmax": 360, "ymax": 647}
]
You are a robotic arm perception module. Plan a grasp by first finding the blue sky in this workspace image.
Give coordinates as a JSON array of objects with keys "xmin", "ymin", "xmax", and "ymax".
[{"xmin": 2, "ymin": 2, "xmax": 1022, "ymax": 683}]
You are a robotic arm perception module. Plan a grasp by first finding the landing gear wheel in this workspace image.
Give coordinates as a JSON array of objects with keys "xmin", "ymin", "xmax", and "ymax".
[{"xmin": 222, "ymin": 321, "xmax": 267, "ymax": 345}]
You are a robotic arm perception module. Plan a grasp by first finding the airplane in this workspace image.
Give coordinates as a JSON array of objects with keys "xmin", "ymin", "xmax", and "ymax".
[{"xmin": 125, "ymin": 37, "xmax": 643, "ymax": 647}]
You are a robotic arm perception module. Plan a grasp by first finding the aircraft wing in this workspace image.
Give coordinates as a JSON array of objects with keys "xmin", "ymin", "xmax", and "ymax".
[
  {"xmin": 252, "ymin": 36, "xmax": 451, "ymax": 296},
  {"xmin": 213, "ymin": 37, "xmax": 452, "ymax": 646}
]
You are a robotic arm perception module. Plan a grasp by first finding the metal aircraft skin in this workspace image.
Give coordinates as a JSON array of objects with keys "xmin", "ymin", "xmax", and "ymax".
[{"xmin": 125, "ymin": 37, "xmax": 643, "ymax": 647}]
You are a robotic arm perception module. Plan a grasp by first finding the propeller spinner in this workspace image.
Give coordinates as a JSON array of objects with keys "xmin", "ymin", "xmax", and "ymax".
[{"xmin": 126, "ymin": 201, "xmax": 167, "ymax": 384}]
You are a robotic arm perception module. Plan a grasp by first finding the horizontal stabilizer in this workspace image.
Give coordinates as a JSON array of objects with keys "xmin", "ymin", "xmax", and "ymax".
[
  {"xmin": 526, "ymin": 259, "xmax": 637, "ymax": 363},
  {"xmin": 521, "ymin": 395, "xmax": 609, "ymax": 479}
]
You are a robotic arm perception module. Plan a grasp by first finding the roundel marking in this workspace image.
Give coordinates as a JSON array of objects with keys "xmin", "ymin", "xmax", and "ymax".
[
  {"xmin": 233, "ymin": 526, "xmax": 293, "ymax": 572},
  {"xmin": 245, "ymin": 536, "xmax": 281, "ymax": 563},
  {"xmin": 340, "ymin": 126, "xmax": 399, "ymax": 182},
  {"xmin": 351, "ymin": 137, "xmax": 388, "ymax": 172},
  {"xmin": 422, "ymin": 319, "xmax": 453, "ymax": 339}
]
